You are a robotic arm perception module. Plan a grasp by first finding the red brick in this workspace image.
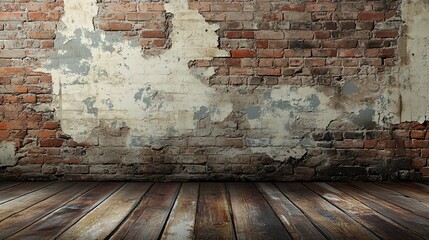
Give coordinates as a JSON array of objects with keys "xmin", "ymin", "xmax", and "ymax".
[
  {"xmin": 411, "ymin": 158, "xmax": 427, "ymax": 168},
  {"xmin": 375, "ymin": 30, "xmax": 398, "ymax": 38},
  {"xmin": 358, "ymin": 12, "xmax": 385, "ymax": 21},
  {"xmin": 141, "ymin": 30, "xmax": 165, "ymax": 38},
  {"xmin": 99, "ymin": 21, "xmax": 133, "ymax": 31},
  {"xmin": 411, "ymin": 130, "xmax": 427, "ymax": 139},
  {"xmin": 338, "ymin": 49, "xmax": 363, "ymax": 58},
  {"xmin": 255, "ymin": 68, "xmax": 281, "ymax": 76},
  {"xmin": 28, "ymin": 12, "xmax": 60, "ymax": 21},
  {"xmin": 29, "ymin": 31, "xmax": 56, "ymax": 39},
  {"xmin": 40, "ymin": 138, "xmax": 64, "ymax": 147},
  {"xmin": 42, "ymin": 121, "xmax": 60, "ymax": 130},
  {"xmin": 231, "ymin": 49, "xmax": 256, "ymax": 58},
  {"xmin": 188, "ymin": 2, "xmax": 210, "ymax": 12},
  {"xmin": 0, "ymin": 12, "xmax": 26, "ymax": 21},
  {"xmin": 306, "ymin": 3, "xmax": 337, "ymax": 12},
  {"xmin": 335, "ymin": 39, "xmax": 358, "ymax": 48},
  {"xmin": 421, "ymin": 167, "xmax": 429, "ymax": 176},
  {"xmin": 276, "ymin": 4, "xmax": 305, "ymax": 12}
]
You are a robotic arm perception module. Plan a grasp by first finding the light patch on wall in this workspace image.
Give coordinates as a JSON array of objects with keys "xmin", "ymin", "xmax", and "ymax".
[
  {"xmin": 0, "ymin": 142, "xmax": 17, "ymax": 167},
  {"xmin": 40, "ymin": 0, "xmax": 232, "ymax": 143},
  {"xmin": 243, "ymin": 86, "xmax": 340, "ymax": 161},
  {"xmin": 399, "ymin": 0, "xmax": 429, "ymax": 122}
]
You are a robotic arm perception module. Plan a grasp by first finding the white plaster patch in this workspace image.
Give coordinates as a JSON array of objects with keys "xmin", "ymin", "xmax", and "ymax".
[
  {"xmin": 41, "ymin": 0, "xmax": 232, "ymax": 143},
  {"xmin": 399, "ymin": 0, "xmax": 429, "ymax": 122},
  {"xmin": 244, "ymin": 86, "xmax": 340, "ymax": 161},
  {"xmin": 0, "ymin": 142, "xmax": 17, "ymax": 167}
]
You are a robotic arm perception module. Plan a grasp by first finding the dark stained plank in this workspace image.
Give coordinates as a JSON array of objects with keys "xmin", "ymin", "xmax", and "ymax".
[
  {"xmin": 58, "ymin": 183, "xmax": 152, "ymax": 240},
  {"xmin": 0, "ymin": 182, "xmax": 98, "ymax": 239},
  {"xmin": 194, "ymin": 182, "xmax": 235, "ymax": 240},
  {"xmin": 376, "ymin": 183, "xmax": 429, "ymax": 203},
  {"xmin": 276, "ymin": 182, "xmax": 378, "ymax": 240},
  {"xmin": 0, "ymin": 182, "xmax": 52, "ymax": 204},
  {"xmin": 0, "ymin": 182, "xmax": 22, "ymax": 191},
  {"xmin": 7, "ymin": 182, "xmax": 122, "ymax": 240},
  {"xmin": 410, "ymin": 182, "xmax": 429, "ymax": 193},
  {"xmin": 352, "ymin": 183, "xmax": 429, "ymax": 219},
  {"xmin": 330, "ymin": 182, "xmax": 429, "ymax": 238},
  {"xmin": 0, "ymin": 182, "xmax": 74, "ymax": 222},
  {"xmin": 305, "ymin": 182, "xmax": 422, "ymax": 240},
  {"xmin": 256, "ymin": 182, "xmax": 326, "ymax": 240},
  {"xmin": 110, "ymin": 183, "xmax": 181, "ymax": 240},
  {"xmin": 228, "ymin": 183, "xmax": 291, "ymax": 240},
  {"xmin": 161, "ymin": 183, "xmax": 199, "ymax": 240}
]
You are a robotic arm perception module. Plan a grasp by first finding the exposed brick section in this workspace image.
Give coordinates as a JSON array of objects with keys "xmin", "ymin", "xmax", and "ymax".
[
  {"xmin": 1, "ymin": 0, "xmax": 426, "ymax": 182},
  {"xmin": 95, "ymin": 1, "xmax": 172, "ymax": 53}
]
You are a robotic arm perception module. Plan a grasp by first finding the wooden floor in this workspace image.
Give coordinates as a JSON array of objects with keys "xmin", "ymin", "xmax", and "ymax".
[{"xmin": 0, "ymin": 182, "xmax": 428, "ymax": 240}]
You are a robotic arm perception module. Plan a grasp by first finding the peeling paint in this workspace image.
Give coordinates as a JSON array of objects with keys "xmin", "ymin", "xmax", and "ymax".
[
  {"xmin": 398, "ymin": 0, "xmax": 429, "ymax": 122},
  {"xmin": 342, "ymin": 82, "xmax": 359, "ymax": 96},
  {"xmin": 351, "ymin": 108, "xmax": 377, "ymax": 129},
  {"xmin": 0, "ymin": 142, "xmax": 17, "ymax": 167},
  {"xmin": 41, "ymin": 0, "xmax": 232, "ymax": 143}
]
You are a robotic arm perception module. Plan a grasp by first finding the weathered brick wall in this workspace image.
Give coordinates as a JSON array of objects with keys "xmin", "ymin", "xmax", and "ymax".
[{"xmin": 0, "ymin": 0, "xmax": 428, "ymax": 181}]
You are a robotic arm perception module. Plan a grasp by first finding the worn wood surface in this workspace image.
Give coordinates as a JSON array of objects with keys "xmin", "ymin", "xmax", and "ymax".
[
  {"xmin": 352, "ymin": 183, "xmax": 429, "ymax": 219},
  {"xmin": 276, "ymin": 182, "xmax": 378, "ymax": 239},
  {"xmin": 0, "ymin": 182, "xmax": 73, "ymax": 222},
  {"xmin": 330, "ymin": 182, "xmax": 429, "ymax": 239},
  {"xmin": 110, "ymin": 183, "xmax": 180, "ymax": 240},
  {"xmin": 256, "ymin": 182, "xmax": 326, "ymax": 240},
  {"xmin": 194, "ymin": 182, "xmax": 235, "ymax": 240},
  {"xmin": 0, "ymin": 182, "xmax": 427, "ymax": 239},
  {"xmin": 228, "ymin": 183, "xmax": 291, "ymax": 240},
  {"xmin": 161, "ymin": 183, "xmax": 199, "ymax": 240},
  {"xmin": 0, "ymin": 182, "xmax": 98, "ymax": 239},
  {"xmin": 59, "ymin": 183, "xmax": 152, "ymax": 240},
  {"xmin": 305, "ymin": 182, "xmax": 422, "ymax": 240}
]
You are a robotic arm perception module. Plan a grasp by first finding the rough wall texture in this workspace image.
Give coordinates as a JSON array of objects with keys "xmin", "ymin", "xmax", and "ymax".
[{"xmin": 0, "ymin": 0, "xmax": 428, "ymax": 181}]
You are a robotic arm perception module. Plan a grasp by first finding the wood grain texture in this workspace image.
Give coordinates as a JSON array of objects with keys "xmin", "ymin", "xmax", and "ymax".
[
  {"xmin": 352, "ymin": 183, "xmax": 429, "ymax": 219},
  {"xmin": 7, "ymin": 182, "xmax": 122, "ymax": 240},
  {"xmin": 376, "ymin": 183, "xmax": 429, "ymax": 203},
  {"xmin": 276, "ymin": 182, "xmax": 378, "ymax": 240},
  {"xmin": 228, "ymin": 183, "xmax": 291, "ymax": 240},
  {"xmin": 305, "ymin": 182, "xmax": 422, "ymax": 240},
  {"xmin": 409, "ymin": 182, "xmax": 429, "ymax": 193},
  {"xmin": 0, "ymin": 182, "xmax": 74, "ymax": 222},
  {"xmin": 194, "ymin": 182, "xmax": 235, "ymax": 240},
  {"xmin": 256, "ymin": 182, "xmax": 326, "ymax": 240},
  {"xmin": 0, "ymin": 182, "xmax": 51, "ymax": 204},
  {"xmin": 110, "ymin": 183, "xmax": 180, "ymax": 240},
  {"xmin": 0, "ymin": 182, "xmax": 21, "ymax": 191},
  {"xmin": 0, "ymin": 182, "xmax": 98, "ymax": 239},
  {"xmin": 330, "ymin": 182, "xmax": 429, "ymax": 238},
  {"xmin": 58, "ymin": 182, "xmax": 152, "ymax": 240},
  {"xmin": 161, "ymin": 183, "xmax": 199, "ymax": 240}
]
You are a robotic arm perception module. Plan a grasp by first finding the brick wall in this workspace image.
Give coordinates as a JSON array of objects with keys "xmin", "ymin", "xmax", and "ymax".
[{"xmin": 0, "ymin": 0, "xmax": 427, "ymax": 181}]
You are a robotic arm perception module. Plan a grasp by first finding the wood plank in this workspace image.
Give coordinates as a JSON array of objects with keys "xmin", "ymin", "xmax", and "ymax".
[
  {"xmin": 0, "ymin": 182, "xmax": 98, "ymax": 239},
  {"xmin": 409, "ymin": 182, "xmax": 429, "ymax": 193},
  {"xmin": 305, "ymin": 182, "xmax": 422, "ymax": 240},
  {"xmin": 0, "ymin": 182, "xmax": 51, "ymax": 204},
  {"xmin": 58, "ymin": 183, "xmax": 152, "ymax": 240},
  {"xmin": 228, "ymin": 183, "xmax": 291, "ymax": 240},
  {"xmin": 376, "ymin": 183, "xmax": 429, "ymax": 203},
  {"xmin": 330, "ymin": 182, "xmax": 429, "ymax": 238},
  {"xmin": 7, "ymin": 182, "xmax": 122, "ymax": 240},
  {"xmin": 0, "ymin": 182, "xmax": 74, "ymax": 222},
  {"xmin": 194, "ymin": 182, "xmax": 235, "ymax": 240},
  {"xmin": 275, "ymin": 182, "xmax": 378, "ymax": 240},
  {"xmin": 0, "ymin": 182, "xmax": 21, "ymax": 191},
  {"xmin": 110, "ymin": 183, "xmax": 181, "ymax": 240},
  {"xmin": 352, "ymin": 183, "xmax": 429, "ymax": 219},
  {"xmin": 256, "ymin": 182, "xmax": 326, "ymax": 240},
  {"xmin": 161, "ymin": 183, "xmax": 199, "ymax": 240}
]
